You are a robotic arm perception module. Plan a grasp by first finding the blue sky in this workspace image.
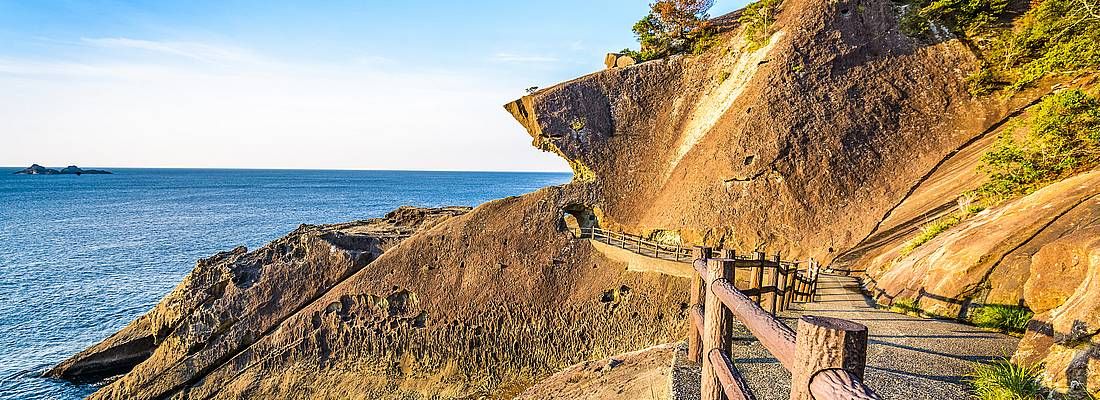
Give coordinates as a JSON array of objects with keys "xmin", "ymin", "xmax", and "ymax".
[{"xmin": 0, "ymin": 1, "xmax": 746, "ymax": 171}]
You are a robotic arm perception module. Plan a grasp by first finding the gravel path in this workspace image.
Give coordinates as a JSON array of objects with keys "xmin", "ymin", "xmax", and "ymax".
[{"xmin": 673, "ymin": 273, "xmax": 1019, "ymax": 400}]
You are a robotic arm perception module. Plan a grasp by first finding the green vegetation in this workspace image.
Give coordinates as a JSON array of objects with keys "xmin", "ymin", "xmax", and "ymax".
[
  {"xmin": 969, "ymin": 304, "xmax": 1034, "ymax": 333},
  {"xmin": 969, "ymin": 359, "xmax": 1044, "ymax": 400},
  {"xmin": 983, "ymin": 0, "xmax": 1100, "ymax": 92},
  {"xmin": 900, "ymin": 196, "xmax": 985, "ymax": 255},
  {"xmin": 896, "ymin": 0, "xmax": 1100, "ymax": 94},
  {"xmin": 623, "ymin": 0, "xmax": 718, "ymax": 61},
  {"xmin": 896, "ymin": 0, "xmax": 1008, "ymax": 39},
  {"xmin": 890, "ymin": 298, "xmax": 921, "ymax": 314},
  {"xmin": 901, "ymin": 213, "xmax": 963, "ymax": 255},
  {"xmin": 570, "ymin": 118, "xmax": 586, "ymax": 132},
  {"xmin": 739, "ymin": 0, "xmax": 784, "ymax": 50},
  {"xmin": 975, "ymin": 89, "xmax": 1100, "ymax": 201},
  {"xmin": 900, "ymin": 90, "xmax": 1100, "ymax": 256},
  {"xmin": 717, "ymin": 70, "xmax": 731, "ymax": 83}
]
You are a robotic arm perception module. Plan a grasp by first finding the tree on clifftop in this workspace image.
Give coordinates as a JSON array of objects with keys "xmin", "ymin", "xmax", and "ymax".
[{"xmin": 624, "ymin": 0, "xmax": 717, "ymax": 61}]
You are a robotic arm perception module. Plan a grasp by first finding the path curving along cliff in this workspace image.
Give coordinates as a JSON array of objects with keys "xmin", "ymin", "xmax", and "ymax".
[{"xmin": 53, "ymin": 0, "xmax": 1097, "ymax": 396}]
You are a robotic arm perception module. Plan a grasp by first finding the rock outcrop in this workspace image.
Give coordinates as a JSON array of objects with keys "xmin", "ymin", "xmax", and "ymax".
[
  {"xmin": 55, "ymin": 0, "xmax": 1098, "ymax": 396},
  {"xmin": 14, "ymin": 164, "xmax": 111, "ymax": 175},
  {"xmin": 48, "ymin": 206, "xmax": 469, "ymax": 382},
  {"xmin": 839, "ymin": 77, "xmax": 1100, "ymax": 394}
]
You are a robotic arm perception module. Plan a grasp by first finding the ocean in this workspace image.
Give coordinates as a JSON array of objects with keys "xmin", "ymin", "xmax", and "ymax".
[{"xmin": 0, "ymin": 168, "xmax": 571, "ymax": 400}]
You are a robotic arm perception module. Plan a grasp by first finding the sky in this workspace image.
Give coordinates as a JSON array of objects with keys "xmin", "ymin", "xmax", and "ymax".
[{"xmin": 0, "ymin": 1, "xmax": 746, "ymax": 171}]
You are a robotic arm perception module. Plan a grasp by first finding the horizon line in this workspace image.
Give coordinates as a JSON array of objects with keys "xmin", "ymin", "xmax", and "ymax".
[{"xmin": 2, "ymin": 165, "xmax": 574, "ymax": 174}]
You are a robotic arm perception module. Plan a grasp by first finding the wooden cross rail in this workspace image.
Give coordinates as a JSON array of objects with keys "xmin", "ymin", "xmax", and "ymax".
[
  {"xmin": 576, "ymin": 227, "xmax": 801, "ymax": 269},
  {"xmin": 687, "ymin": 249, "xmax": 880, "ymax": 400},
  {"xmin": 577, "ymin": 226, "xmax": 697, "ymax": 261}
]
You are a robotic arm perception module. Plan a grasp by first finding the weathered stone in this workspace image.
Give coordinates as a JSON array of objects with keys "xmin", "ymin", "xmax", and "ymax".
[{"xmin": 56, "ymin": 0, "xmax": 1100, "ymax": 396}]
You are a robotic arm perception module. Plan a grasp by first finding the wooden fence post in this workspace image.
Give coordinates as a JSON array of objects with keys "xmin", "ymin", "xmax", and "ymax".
[
  {"xmin": 763, "ymin": 253, "xmax": 779, "ymax": 315},
  {"xmin": 701, "ymin": 258, "xmax": 735, "ymax": 400},
  {"xmin": 775, "ymin": 258, "xmax": 788, "ymax": 313},
  {"xmin": 789, "ymin": 316, "xmax": 870, "ymax": 400},
  {"xmin": 723, "ymin": 249, "xmax": 738, "ymax": 313},
  {"xmin": 688, "ymin": 247, "xmax": 710, "ymax": 364},
  {"xmin": 784, "ymin": 263, "xmax": 796, "ymax": 310},
  {"xmin": 810, "ymin": 259, "xmax": 820, "ymax": 302},
  {"xmin": 750, "ymin": 251, "xmax": 764, "ymax": 304}
]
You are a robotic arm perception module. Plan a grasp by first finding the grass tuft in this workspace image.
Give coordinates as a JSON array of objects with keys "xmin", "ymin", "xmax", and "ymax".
[
  {"xmin": 890, "ymin": 298, "xmax": 921, "ymax": 315},
  {"xmin": 969, "ymin": 304, "xmax": 1034, "ymax": 333},
  {"xmin": 900, "ymin": 213, "xmax": 963, "ymax": 255},
  {"xmin": 969, "ymin": 359, "xmax": 1044, "ymax": 400}
]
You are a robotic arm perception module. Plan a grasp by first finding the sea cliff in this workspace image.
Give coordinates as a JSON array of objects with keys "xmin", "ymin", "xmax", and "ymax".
[{"xmin": 54, "ymin": 0, "xmax": 1098, "ymax": 396}]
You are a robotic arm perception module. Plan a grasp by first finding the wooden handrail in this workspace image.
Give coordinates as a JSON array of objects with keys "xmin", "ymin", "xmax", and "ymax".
[
  {"xmin": 707, "ymin": 273, "xmax": 797, "ymax": 368},
  {"xmin": 690, "ymin": 256, "xmax": 879, "ymax": 400},
  {"xmin": 708, "ymin": 349, "xmax": 757, "ymax": 400},
  {"xmin": 579, "ymin": 226, "xmax": 865, "ymax": 398},
  {"xmin": 580, "ymin": 226, "xmax": 695, "ymax": 257},
  {"xmin": 809, "ymin": 369, "xmax": 879, "ymax": 400}
]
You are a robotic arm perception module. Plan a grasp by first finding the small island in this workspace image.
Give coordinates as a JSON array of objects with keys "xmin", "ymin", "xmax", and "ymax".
[{"xmin": 14, "ymin": 164, "xmax": 112, "ymax": 175}]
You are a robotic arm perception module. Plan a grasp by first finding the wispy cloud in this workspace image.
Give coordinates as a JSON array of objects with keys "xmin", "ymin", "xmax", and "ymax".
[
  {"xmin": 490, "ymin": 52, "xmax": 559, "ymax": 63},
  {"xmin": 0, "ymin": 40, "xmax": 568, "ymax": 171},
  {"xmin": 81, "ymin": 37, "xmax": 262, "ymax": 64}
]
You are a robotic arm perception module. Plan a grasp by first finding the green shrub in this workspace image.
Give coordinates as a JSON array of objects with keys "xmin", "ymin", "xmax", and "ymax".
[
  {"xmin": 974, "ymin": 0, "xmax": 1100, "ymax": 92},
  {"xmin": 624, "ymin": 0, "xmax": 717, "ymax": 61},
  {"xmin": 975, "ymin": 89, "xmax": 1100, "ymax": 201},
  {"xmin": 898, "ymin": 5, "xmax": 933, "ymax": 38},
  {"xmin": 969, "ymin": 359, "xmax": 1044, "ymax": 400},
  {"xmin": 969, "ymin": 304, "xmax": 1034, "ymax": 333},
  {"xmin": 890, "ymin": 298, "xmax": 921, "ymax": 314},
  {"xmin": 921, "ymin": 0, "xmax": 1008, "ymax": 36},
  {"xmin": 740, "ymin": 0, "xmax": 784, "ymax": 50},
  {"xmin": 899, "ymin": 195, "xmax": 986, "ymax": 256},
  {"xmin": 899, "ymin": 0, "xmax": 1100, "ymax": 93},
  {"xmin": 998, "ymin": 0, "xmax": 1100, "ymax": 91},
  {"xmin": 895, "ymin": 0, "xmax": 1008, "ymax": 40}
]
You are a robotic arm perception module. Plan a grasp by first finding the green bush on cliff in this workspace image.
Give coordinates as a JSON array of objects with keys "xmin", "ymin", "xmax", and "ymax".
[
  {"xmin": 740, "ymin": 0, "xmax": 784, "ymax": 50},
  {"xmin": 969, "ymin": 304, "xmax": 1033, "ymax": 333},
  {"xmin": 624, "ymin": 0, "xmax": 718, "ymax": 61},
  {"xmin": 984, "ymin": 0, "xmax": 1100, "ymax": 91},
  {"xmin": 896, "ymin": 0, "xmax": 1008, "ymax": 39},
  {"xmin": 969, "ymin": 359, "xmax": 1044, "ymax": 400},
  {"xmin": 899, "ymin": 0, "xmax": 1009, "ymax": 38},
  {"xmin": 897, "ymin": 0, "xmax": 1100, "ymax": 93},
  {"xmin": 976, "ymin": 89, "xmax": 1100, "ymax": 200}
]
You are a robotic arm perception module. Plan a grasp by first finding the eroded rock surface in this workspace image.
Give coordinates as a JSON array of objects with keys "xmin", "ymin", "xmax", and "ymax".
[
  {"xmin": 48, "ymin": 206, "xmax": 468, "ymax": 383},
  {"xmin": 57, "ymin": 0, "xmax": 1100, "ymax": 396}
]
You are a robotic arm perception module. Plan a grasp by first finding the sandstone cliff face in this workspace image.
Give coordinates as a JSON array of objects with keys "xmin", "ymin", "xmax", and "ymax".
[
  {"xmin": 58, "ymin": 0, "xmax": 1097, "ymax": 397},
  {"xmin": 507, "ymin": 0, "xmax": 1021, "ymax": 263},
  {"xmin": 838, "ymin": 76, "xmax": 1100, "ymax": 393}
]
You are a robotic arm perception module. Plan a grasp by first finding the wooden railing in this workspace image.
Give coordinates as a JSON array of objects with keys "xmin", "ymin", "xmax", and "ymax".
[
  {"xmin": 687, "ymin": 248, "xmax": 881, "ymax": 400},
  {"xmin": 577, "ymin": 226, "xmax": 696, "ymax": 261}
]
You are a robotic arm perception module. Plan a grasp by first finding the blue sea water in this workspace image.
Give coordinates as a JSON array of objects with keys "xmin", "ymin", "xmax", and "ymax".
[{"xmin": 0, "ymin": 168, "xmax": 571, "ymax": 400}]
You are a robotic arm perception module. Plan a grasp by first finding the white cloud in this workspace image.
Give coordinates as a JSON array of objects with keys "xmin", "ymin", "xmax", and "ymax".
[
  {"xmin": 81, "ymin": 37, "xmax": 264, "ymax": 64},
  {"xmin": 0, "ymin": 39, "xmax": 569, "ymax": 172},
  {"xmin": 491, "ymin": 52, "xmax": 559, "ymax": 63}
]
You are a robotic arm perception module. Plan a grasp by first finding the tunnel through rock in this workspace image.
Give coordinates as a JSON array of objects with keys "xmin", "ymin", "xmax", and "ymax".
[{"xmin": 561, "ymin": 204, "xmax": 599, "ymax": 236}]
